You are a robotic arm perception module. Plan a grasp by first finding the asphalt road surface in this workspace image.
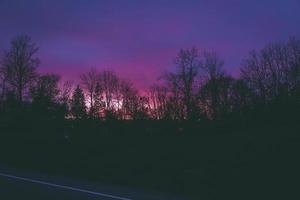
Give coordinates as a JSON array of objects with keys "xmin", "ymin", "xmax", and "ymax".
[
  {"xmin": 0, "ymin": 167, "xmax": 188, "ymax": 200},
  {"xmin": 0, "ymin": 172, "xmax": 134, "ymax": 200}
]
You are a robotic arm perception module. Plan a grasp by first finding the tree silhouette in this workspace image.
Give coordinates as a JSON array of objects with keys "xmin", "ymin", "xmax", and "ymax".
[
  {"xmin": 1, "ymin": 35, "xmax": 39, "ymax": 103},
  {"xmin": 98, "ymin": 70, "xmax": 119, "ymax": 112},
  {"xmin": 198, "ymin": 51, "xmax": 226, "ymax": 119},
  {"xmin": 149, "ymin": 85, "xmax": 168, "ymax": 119},
  {"xmin": 163, "ymin": 73, "xmax": 184, "ymax": 120},
  {"xmin": 71, "ymin": 85, "xmax": 86, "ymax": 119},
  {"xmin": 80, "ymin": 68, "xmax": 98, "ymax": 118},
  {"xmin": 199, "ymin": 76, "xmax": 234, "ymax": 119},
  {"xmin": 119, "ymin": 80, "xmax": 138, "ymax": 119},
  {"xmin": 0, "ymin": 34, "xmax": 299, "ymax": 129},
  {"xmin": 28, "ymin": 73, "xmax": 63, "ymax": 122},
  {"xmin": 230, "ymin": 79, "xmax": 253, "ymax": 114},
  {"xmin": 92, "ymin": 82, "xmax": 104, "ymax": 119},
  {"xmin": 59, "ymin": 80, "xmax": 73, "ymax": 118},
  {"xmin": 163, "ymin": 47, "xmax": 200, "ymax": 120},
  {"xmin": 30, "ymin": 74, "xmax": 60, "ymax": 106},
  {"xmin": 0, "ymin": 67, "xmax": 7, "ymax": 112},
  {"xmin": 241, "ymin": 37, "xmax": 300, "ymax": 105},
  {"xmin": 175, "ymin": 47, "xmax": 200, "ymax": 119}
]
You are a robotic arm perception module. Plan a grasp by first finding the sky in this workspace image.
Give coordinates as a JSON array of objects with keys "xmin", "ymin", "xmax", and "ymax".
[{"xmin": 0, "ymin": 0, "xmax": 300, "ymax": 90}]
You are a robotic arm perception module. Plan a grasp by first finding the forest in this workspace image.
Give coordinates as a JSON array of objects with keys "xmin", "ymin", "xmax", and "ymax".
[{"xmin": 1, "ymin": 35, "xmax": 300, "ymax": 128}]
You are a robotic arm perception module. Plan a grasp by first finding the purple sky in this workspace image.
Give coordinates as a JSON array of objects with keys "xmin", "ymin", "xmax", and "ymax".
[{"xmin": 0, "ymin": 0, "xmax": 300, "ymax": 90}]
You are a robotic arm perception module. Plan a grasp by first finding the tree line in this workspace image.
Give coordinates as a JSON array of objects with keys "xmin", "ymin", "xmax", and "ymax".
[{"xmin": 0, "ymin": 35, "xmax": 300, "ymax": 129}]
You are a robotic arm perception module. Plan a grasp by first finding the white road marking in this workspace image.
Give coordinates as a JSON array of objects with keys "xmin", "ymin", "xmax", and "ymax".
[{"xmin": 0, "ymin": 172, "xmax": 133, "ymax": 200}]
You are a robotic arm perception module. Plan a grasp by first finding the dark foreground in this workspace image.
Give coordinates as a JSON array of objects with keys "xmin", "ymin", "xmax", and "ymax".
[{"xmin": 0, "ymin": 124, "xmax": 300, "ymax": 199}]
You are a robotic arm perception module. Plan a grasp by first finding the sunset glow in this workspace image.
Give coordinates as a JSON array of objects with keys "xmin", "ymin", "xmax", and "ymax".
[{"xmin": 0, "ymin": 0, "xmax": 299, "ymax": 91}]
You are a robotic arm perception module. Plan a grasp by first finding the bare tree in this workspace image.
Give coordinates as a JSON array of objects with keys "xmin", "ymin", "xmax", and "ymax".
[
  {"xmin": 199, "ymin": 76, "xmax": 234, "ymax": 119},
  {"xmin": 80, "ymin": 68, "xmax": 98, "ymax": 118},
  {"xmin": 201, "ymin": 51, "xmax": 225, "ymax": 81},
  {"xmin": 134, "ymin": 96, "xmax": 150, "ymax": 120},
  {"xmin": 240, "ymin": 37, "xmax": 300, "ymax": 105},
  {"xmin": 163, "ymin": 72, "xmax": 183, "ymax": 120},
  {"xmin": 98, "ymin": 70, "xmax": 119, "ymax": 112},
  {"xmin": 176, "ymin": 47, "xmax": 200, "ymax": 119},
  {"xmin": 198, "ymin": 51, "xmax": 226, "ymax": 119},
  {"xmin": 163, "ymin": 47, "xmax": 200, "ymax": 120},
  {"xmin": 119, "ymin": 80, "xmax": 138, "ymax": 119},
  {"xmin": 149, "ymin": 84, "xmax": 168, "ymax": 119},
  {"xmin": 1, "ymin": 35, "xmax": 39, "ymax": 103}
]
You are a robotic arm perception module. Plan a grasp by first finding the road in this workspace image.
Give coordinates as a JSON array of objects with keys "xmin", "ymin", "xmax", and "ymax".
[
  {"xmin": 0, "ymin": 167, "xmax": 189, "ymax": 200},
  {"xmin": 0, "ymin": 172, "xmax": 132, "ymax": 200}
]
